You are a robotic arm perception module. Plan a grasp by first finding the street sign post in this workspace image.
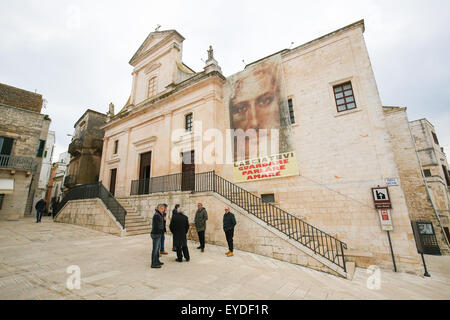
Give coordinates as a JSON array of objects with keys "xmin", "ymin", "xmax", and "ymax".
[{"xmin": 372, "ymin": 186, "xmax": 396, "ymax": 272}]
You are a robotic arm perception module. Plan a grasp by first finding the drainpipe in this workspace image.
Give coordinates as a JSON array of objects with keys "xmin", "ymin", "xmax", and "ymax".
[{"xmin": 407, "ymin": 118, "xmax": 450, "ymax": 248}]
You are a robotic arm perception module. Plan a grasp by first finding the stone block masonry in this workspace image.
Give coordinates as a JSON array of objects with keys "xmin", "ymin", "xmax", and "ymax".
[{"xmin": 54, "ymin": 199, "xmax": 124, "ymax": 236}]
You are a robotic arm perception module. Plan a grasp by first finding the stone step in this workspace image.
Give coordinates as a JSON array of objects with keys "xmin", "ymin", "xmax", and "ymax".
[
  {"xmin": 126, "ymin": 219, "xmax": 147, "ymax": 224},
  {"xmin": 126, "ymin": 225, "xmax": 151, "ymax": 232},
  {"xmin": 125, "ymin": 213, "xmax": 142, "ymax": 218},
  {"xmin": 126, "ymin": 229, "xmax": 151, "ymax": 236},
  {"xmin": 126, "ymin": 221, "xmax": 150, "ymax": 228}
]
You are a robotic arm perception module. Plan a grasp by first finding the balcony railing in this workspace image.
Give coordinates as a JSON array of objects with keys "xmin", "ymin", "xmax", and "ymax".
[
  {"xmin": 0, "ymin": 155, "xmax": 36, "ymax": 172},
  {"xmin": 68, "ymin": 138, "xmax": 82, "ymax": 155}
]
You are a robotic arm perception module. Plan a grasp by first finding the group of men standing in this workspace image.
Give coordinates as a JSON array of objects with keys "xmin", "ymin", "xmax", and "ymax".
[{"xmin": 150, "ymin": 202, "xmax": 237, "ymax": 268}]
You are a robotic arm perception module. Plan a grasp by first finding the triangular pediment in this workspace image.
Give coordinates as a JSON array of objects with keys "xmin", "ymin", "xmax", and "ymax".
[{"xmin": 129, "ymin": 30, "xmax": 184, "ymax": 66}]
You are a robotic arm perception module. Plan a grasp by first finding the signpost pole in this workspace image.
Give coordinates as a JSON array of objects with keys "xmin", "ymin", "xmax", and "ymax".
[
  {"xmin": 386, "ymin": 231, "xmax": 397, "ymax": 272},
  {"xmin": 421, "ymin": 253, "xmax": 431, "ymax": 277}
]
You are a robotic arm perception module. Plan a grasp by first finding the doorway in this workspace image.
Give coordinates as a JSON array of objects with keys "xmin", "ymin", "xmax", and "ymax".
[
  {"xmin": 139, "ymin": 151, "xmax": 152, "ymax": 194},
  {"xmin": 110, "ymin": 168, "xmax": 117, "ymax": 196},
  {"xmin": 181, "ymin": 151, "xmax": 195, "ymax": 191}
]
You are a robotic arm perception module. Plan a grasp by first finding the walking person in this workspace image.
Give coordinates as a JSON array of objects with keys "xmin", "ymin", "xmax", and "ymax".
[
  {"xmin": 150, "ymin": 204, "xmax": 165, "ymax": 269},
  {"xmin": 160, "ymin": 204, "xmax": 168, "ymax": 256},
  {"xmin": 35, "ymin": 198, "xmax": 46, "ymax": 223},
  {"xmin": 172, "ymin": 204, "xmax": 180, "ymax": 252},
  {"xmin": 169, "ymin": 205, "xmax": 190, "ymax": 262},
  {"xmin": 51, "ymin": 198, "xmax": 59, "ymax": 219},
  {"xmin": 223, "ymin": 207, "xmax": 237, "ymax": 257},
  {"xmin": 194, "ymin": 203, "xmax": 208, "ymax": 252}
]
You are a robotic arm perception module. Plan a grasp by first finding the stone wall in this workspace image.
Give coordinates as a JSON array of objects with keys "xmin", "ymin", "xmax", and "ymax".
[
  {"xmin": 0, "ymin": 170, "xmax": 32, "ymax": 220},
  {"xmin": 54, "ymin": 199, "xmax": 124, "ymax": 236},
  {"xmin": 0, "ymin": 83, "xmax": 43, "ymax": 113},
  {"xmin": 121, "ymin": 191, "xmax": 345, "ymax": 277}
]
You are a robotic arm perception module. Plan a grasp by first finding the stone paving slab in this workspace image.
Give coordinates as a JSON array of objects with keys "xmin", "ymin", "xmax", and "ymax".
[{"xmin": 0, "ymin": 217, "xmax": 449, "ymax": 300}]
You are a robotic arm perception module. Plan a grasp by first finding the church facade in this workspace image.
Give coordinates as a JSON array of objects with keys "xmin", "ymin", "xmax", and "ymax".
[{"xmin": 98, "ymin": 20, "xmax": 434, "ymax": 275}]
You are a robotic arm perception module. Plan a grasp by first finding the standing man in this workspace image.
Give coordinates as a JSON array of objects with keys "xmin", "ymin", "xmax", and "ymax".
[
  {"xmin": 51, "ymin": 198, "xmax": 59, "ymax": 219},
  {"xmin": 150, "ymin": 204, "xmax": 165, "ymax": 269},
  {"xmin": 194, "ymin": 203, "xmax": 208, "ymax": 252},
  {"xmin": 35, "ymin": 198, "xmax": 46, "ymax": 223},
  {"xmin": 223, "ymin": 207, "xmax": 237, "ymax": 257},
  {"xmin": 169, "ymin": 206, "xmax": 190, "ymax": 262},
  {"xmin": 172, "ymin": 204, "xmax": 180, "ymax": 252},
  {"xmin": 160, "ymin": 204, "xmax": 168, "ymax": 256}
]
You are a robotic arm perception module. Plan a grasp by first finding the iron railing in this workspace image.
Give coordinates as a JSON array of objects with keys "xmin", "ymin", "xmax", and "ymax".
[
  {"xmin": 0, "ymin": 154, "xmax": 36, "ymax": 172},
  {"xmin": 130, "ymin": 171, "xmax": 347, "ymax": 272},
  {"xmin": 55, "ymin": 182, "xmax": 126, "ymax": 228}
]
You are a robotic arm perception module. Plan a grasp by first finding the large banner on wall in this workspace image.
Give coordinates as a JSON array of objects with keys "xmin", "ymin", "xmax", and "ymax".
[
  {"xmin": 225, "ymin": 54, "xmax": 299, "ymax": 182},
  {"xmin": 233, "ymin": 151, "xmax": 299, "ymax": 183}
]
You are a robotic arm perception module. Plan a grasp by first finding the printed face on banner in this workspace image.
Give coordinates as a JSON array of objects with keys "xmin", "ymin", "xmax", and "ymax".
[
  {"xmin": 226, "ymin": 55, "xmax": 298, "ymax": 182},
  {"xmin": 227, "ymin": 55, "xmax": 293, "ymax": 162},
  {"xmin": 230, "ymin": 63, "xmax": 281, "ymax": 134}
]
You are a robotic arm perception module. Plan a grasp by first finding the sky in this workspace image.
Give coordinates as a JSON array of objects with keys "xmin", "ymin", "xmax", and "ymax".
[{"xmin": 0, "ymin": 0, "xmax": 449, "ymax": 160}]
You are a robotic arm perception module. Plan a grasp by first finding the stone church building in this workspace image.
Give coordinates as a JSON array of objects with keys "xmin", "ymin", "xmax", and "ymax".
[{"xmin": 56, "ymin": 20, "xmax": 449, "ymax": 278}]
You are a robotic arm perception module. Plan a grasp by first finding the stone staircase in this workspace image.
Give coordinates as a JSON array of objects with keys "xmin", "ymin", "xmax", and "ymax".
[{"xmin": 118, "ymin": 199, "xmax": 151, "ymax": 236}]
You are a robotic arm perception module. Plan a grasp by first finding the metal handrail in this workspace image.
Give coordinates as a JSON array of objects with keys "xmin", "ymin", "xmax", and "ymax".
[
  {"xmin": 130, "ymin": 171, "xmax": 347, "ymax": 272},
  {"xmin": 55, "ymin": 182, "xmax": 126, "ymax": 228}
]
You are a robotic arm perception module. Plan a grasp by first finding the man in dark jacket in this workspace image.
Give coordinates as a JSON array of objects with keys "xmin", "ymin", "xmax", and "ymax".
[
  {"xmin": 172, "ymin": 204, "xmax": 180, "ymax": 252},
  {"xmin": 35, "ymin": 199, "xmax": 46, "ymax": 223},
  {"xmin": 223, "ymin": 207, "xmax": 237, "ymax": 257},
  {"xmin": 169, "ymin": 206, "xmax": 190, "ymax": 262},
  {"xmin": 51, "ymin": 198, "xmax": 60, "ymax": 219},
  {"xmin": 194, "ymin": 203, "xmax": 208, "ymax": 252},
  {"xmin": 150, "ymin": 204, "xmax": 165, "ymax": 268}
]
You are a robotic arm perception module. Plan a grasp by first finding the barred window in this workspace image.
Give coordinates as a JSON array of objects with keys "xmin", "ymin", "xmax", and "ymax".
[
  {"xmin": 148, "ymin": 77, "xmax": 157, "ymax": 98},
  {"xmin": 261, "ymin": 193, "xmax": 275, "ymax": 203},
  {"xmin": 185, "ymin": 113, "xmax": 193, "ymax": 132},
  {"xmin": 288, "ymin": 98, "xmax": 296, "ymax": 124},
  {"xmin": 333, "ymin": 82, "xmax": 357, "ymax": 112},
  {"xmin": 423, "ymin": 169, "xmax": 432, "ymax": 177}
]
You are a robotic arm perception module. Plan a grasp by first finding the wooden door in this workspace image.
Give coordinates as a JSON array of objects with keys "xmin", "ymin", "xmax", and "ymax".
[
  {"xmin": 139, "ymin": 152, "xmax": 151, "ymax": 194},
  {"xmin": 181, "ymin": 151, "xmax": 195, "ymax": 191},
  {"xmin": 109, "ymin": 168, "xmax": 117, "ymax": 196}
]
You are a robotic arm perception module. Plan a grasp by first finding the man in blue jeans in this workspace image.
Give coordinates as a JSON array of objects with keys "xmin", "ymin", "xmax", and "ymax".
[{"xmin": 151, "ymin": 204, "xmax": 165, "ymax": 268}]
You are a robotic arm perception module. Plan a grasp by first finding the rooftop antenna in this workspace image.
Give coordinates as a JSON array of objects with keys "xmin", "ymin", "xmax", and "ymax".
[
  {"xmin": 289, "ymin": 41, "xmax": 294, "ymax": 49},
  {"xmin": 242, "ymin": 59, "xmax": 246, "ymax": 67},
  {"xmin": 155, "ymin": 24, "xmax": 161, "ymax": 31}
]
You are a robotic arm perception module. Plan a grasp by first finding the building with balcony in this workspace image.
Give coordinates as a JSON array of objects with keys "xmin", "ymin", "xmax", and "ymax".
[
  {"xmin": 46, "ymin": 152, "xmax": 70, "ymax": 211},
  {"xmin": 64, "ymin": 109, "xmax": 106, "ymax": 191},
  {"xmin": 0, "ymin": 83, "xmax": 51, "ymax": 220}
]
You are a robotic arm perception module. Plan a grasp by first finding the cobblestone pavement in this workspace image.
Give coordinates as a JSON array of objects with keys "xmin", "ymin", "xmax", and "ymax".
[{"xmin": 0, "ymin": 217, "xmax": 449, "ymax": 300}]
